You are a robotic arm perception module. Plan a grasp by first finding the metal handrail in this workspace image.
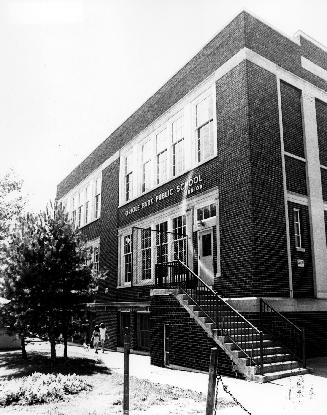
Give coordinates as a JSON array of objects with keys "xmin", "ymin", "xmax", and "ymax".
[
  {"xmin": 259, "ymin": 298, "xmax": 306, "ymax": 368},
  {"xmin": 155, "ymin": 260, "xmax": 265, "ymax": 374},
  {"xmin": 260, "ymin": 299, "xmax": 302, "ymax": 331},
  {"xmin": 177, "ymin": 260, "xmax": 261, "ymax": 332}
]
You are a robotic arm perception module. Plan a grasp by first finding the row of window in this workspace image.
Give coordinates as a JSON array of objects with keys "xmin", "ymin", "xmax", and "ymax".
[
  {"xmin": 61, "ymin": 176, "xmax": 102, "ymax": 228},
  {"xmin": 123, "ymin": 214, "xmax": 188, "ymax": 284},
  {"xmin": 122, "ymin": 91, "xmax": 215, "ymax": 203}
]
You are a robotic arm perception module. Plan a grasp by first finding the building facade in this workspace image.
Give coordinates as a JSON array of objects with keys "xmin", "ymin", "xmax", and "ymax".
[{"xmin": 57, "ymin": 12, "xmax": 327, "ymax": 379}]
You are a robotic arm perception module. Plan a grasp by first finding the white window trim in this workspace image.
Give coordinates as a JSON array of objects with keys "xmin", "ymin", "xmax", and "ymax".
[
  {"xmin": 117, "ymin": 188, "xmax": 218, "ymax": 287},
  {"xmin": 118, "ymin": 81, "xmax": 217, "ymax": 208},
  {"xmin": 191, "ymin": 87, "xmax": 217, "ymax": 166},
  {"xmin": 194, "ymin": 202, "xmax": 218, "ymax": 231},
  {"xmin": 57, "ymin": 158, "xmax": 108, "ymax": 229}
]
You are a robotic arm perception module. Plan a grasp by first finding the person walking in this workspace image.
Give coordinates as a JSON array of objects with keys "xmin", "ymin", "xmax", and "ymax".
[
  {"xmin": 91, "ymin": 325, "xmax": 100, "ymax": 354},
  {"xmin": 99, "ymin": 322, "xmax": 107, "ymax": 353}
]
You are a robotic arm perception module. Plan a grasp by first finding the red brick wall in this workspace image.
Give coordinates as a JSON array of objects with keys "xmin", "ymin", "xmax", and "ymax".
[
  {"xmin": 215, "ymin": 61, "xmax": 288, "ymax": 297},
  {"xmin": 58, "ymin": 12, "xmax": 327, "ymax": 201},
  {"xmin": 150, "ymin": 294, "xmax": 242, "ymax": 377}
]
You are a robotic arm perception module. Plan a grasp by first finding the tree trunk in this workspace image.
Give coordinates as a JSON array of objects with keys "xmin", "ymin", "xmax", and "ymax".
[
  {"xmin": 50, "ymin": 337, "xmax": 56, "ymax": 371},
  {"xmin": 21, "ymin": 336, "xmax": 27, "ymax": 360},
  {"xmin": 63, "ymin": 333, "xmax": 68, "ymax": 359}
]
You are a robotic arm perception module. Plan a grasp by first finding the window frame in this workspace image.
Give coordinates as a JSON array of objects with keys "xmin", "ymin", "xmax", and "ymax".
[
  {"xmin": 141, "ymin": 227, "xmax": 152, "ymax": 280},
  {"xmin": 293, "ymin": 208, "xmax": 305, "ymax": 251},
  {"xmin": 194, "ymin": 94, "xmax": 214, "ymax": 163},
  {"xmin": 142, "ymin": 138, "xmax": 153, "ymax": 193},
  {"xmin": 171, "ymin": 115, "xmax": 185, "ymax": 177},
  {"xmin": 156, "ymin": 221, "xmax": 168, "ymax": 264},
  {"xmin": 123, "ymin": 234, "xmax": 133, "ymax": 284},
  {"xmin": 172, "ymin": 214, "xmax": 187, "ymax": 263},
  {"xmin": 156, "ymin": 128, "xmax": 168, "ymax": 185},
  {"xmin": 125, "ymin": 152, "xmax": 134, "ymax": 202}
]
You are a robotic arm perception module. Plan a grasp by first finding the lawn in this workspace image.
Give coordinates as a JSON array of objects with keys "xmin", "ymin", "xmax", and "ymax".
[{"xmin": 0, "ymin": 341, "xmax": 235, "ymax": 415}]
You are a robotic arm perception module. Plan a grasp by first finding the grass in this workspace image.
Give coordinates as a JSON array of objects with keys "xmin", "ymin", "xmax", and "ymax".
[
  {"xmin": 0, "ymin": 341, "xmax": 235, "ymax": 414},
  {"xmin": 0, "ymin": 372, "xmax": 91, "ymax": 406}
]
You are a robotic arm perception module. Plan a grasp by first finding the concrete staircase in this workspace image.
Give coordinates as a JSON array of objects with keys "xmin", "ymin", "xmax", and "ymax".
[{"xmin": 175, "ymin": 292, "xmax": 309, "ymax": 383}]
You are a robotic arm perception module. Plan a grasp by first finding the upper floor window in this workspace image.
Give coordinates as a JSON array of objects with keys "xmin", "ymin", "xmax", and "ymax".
[
  {"xmin": 196, "ymin": 96, "xmax": 214, "ymax": 163},
  {"xmin": 293, "ymin": 208, "xmax": 302, "ymax": 249},
  {"xmin": 78, "ymin": 191, "xmax": 84, "ymax": 228},
  {"xmin": 95, "ymin": 177, "xmax": 101, "ymax": 219},
  {"xmin": 119, "ymin": 85, "xmax": 216, "ymax": 205},
  {"xmin": 125, "ymin": 153, "xmax": 133, "ymax": 202},
  {"xmin": 72, "ymin": 196, "xmax": 77, "ymax": 228},
  {"xmin": 172, "ymin": 116, "xmax": 185, "ymax": 176},
  {"xmin": 156, "ymin": 129, "xmax": 168, "ymax": 184},
  {"xmin": 142, "ymin": 140, "xmax": 152, "ymax": 193},
  {"xmin": 84, "ymin": 185, "xmax": 91, "ymax": 225}
]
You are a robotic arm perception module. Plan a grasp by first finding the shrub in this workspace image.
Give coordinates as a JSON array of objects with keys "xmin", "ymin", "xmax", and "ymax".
[{"xmin": 0, "ymin": 372, "xmax": 91, "ymax": 406}]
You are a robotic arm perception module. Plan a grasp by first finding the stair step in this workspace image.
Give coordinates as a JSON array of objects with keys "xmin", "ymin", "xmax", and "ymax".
[
  {"xmin": 225, "ymin": 339, "xmax": 273, "ymax": 350},
  {"xmin": 232, "ymin": 346, "xmax": 284, "ymax": 357},
  {"xmin": 224, "ymin": 333, "xmax": 270, "ymax": 343},
  {"xmin": 261, "ymin": 360, "xmax": 299, "ymax": 374},
  {"xmin": 177, "ymin": 292, "xmax": 305, "ymax": 382},
  {"xmin": 240, "ymin": 353, "xmax": 292, "ymax": 365},
  {"xmin": 256, "ymin": 367, "xmax": 309, "ymax": 383}
]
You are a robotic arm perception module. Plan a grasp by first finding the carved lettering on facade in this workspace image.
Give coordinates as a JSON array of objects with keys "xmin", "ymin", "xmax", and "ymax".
[{"xmin": 124, "ymin": 174, "xmax": 203, "ymax": 217}]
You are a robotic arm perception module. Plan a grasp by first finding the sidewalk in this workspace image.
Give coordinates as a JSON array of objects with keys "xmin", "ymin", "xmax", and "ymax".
[
  {"xmin": 20, "ymin": 341, "xmax": 327, "ymax": 414},
  {"xmin": 94, "ymin": 348, "xmax": 327, "ymax": 415}
]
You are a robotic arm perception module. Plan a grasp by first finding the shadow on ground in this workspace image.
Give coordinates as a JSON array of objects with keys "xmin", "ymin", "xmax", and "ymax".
[
  {"xmin": 0, "ymin": 348, "xmax": 111, "ymax": 380},
  {"xmin": 308, "ymin": 357, "xmax": 327, "ymax": 378}
]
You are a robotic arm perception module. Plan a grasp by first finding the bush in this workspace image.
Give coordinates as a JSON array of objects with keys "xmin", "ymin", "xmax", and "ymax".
[{"xmin": 0, "ymin": 372, "xmax": 91, "ymax": 406}]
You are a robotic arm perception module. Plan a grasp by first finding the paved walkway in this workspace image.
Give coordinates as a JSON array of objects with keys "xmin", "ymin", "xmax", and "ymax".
[
  {"xmin": 84, "ymin": 347, "xmax": 327, "ymax": 414},
  {"xmin": 6, "ymin": 341, "xmax": 326, "ymax": 414}
]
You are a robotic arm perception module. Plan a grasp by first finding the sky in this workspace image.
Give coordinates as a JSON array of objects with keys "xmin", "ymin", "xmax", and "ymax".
[{"xmin": 1, "ymin": 0, "xmax": 327, "ymax": 212}]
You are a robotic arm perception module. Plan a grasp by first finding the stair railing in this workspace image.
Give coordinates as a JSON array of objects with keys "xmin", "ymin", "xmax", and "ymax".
[
  {"xmin": 155, "ymin": 260, "xmax": 265, "ymax": 375},
  {"xmin": 259, "ymin": 298, "xmax": 306, "ymax": 368}
]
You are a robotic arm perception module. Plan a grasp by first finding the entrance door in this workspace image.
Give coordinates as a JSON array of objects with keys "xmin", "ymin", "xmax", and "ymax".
[{"xmin": 198, "ymin": 228, "xmax": 214, "ymax": 286}]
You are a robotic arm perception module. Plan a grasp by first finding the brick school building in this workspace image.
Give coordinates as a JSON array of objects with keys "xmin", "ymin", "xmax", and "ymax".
[{"xmin": 57, "ymin": 11, "xmax": 327, "ymax": 381}]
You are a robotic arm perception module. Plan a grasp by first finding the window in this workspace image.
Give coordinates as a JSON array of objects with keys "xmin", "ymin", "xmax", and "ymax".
[
  {"xmin": 137, "ymin": 313, "xmax": 150, "ymax": 351},
  {"xmin": 172, "ymin": 116, "xmax": 185, "ymax": 176},
  {"xmin": 85, "ymin": 185, "xmax": 90, "ymax": 225},
  {"xmin": 124, "ymin": 235, "xmax": 132, "ymax": 283},
  {"xmin": 125, "ymin": 153, "xmax": 133, "ymax": 201},
  {"xmin": 156, "ymin": 129, "xmax": 168, "ymax": 184},
  {"xmin": 95, "ymin": 178, "xmax": 101, "ymax": 219},
  {"xmin": 197, "ymin": 203, "xmax": 216, "ymax": 221},
  {"xmin": 173, "ymin": 215, "xmax": 187, "ymax": 263},
  {"xmin": 78, "ymin": 191, "xmax": 83, "ymax": 228},
  {"xmin": 142, "ymin": 140, "xmax": 152, "ymax": 192},
  {"xmin": 93, "ymin": 246, "xmax": 99, "ymax": 275},
  {"xmin": 202, "ymin": 233, "xmax": 212, "ymax": 257},
  {"xmin": 156, "ymin": 221, "xmax": 168, "ymax": 264},
  {"xmin": 72, "ymin": 196, "xmax": 76, "ymax": 228},
  {"xmin": 196, "ymin": 96, "xmax": 214, "ymax": 162},
  {"xmin": 294, "ymin": 208, "xmax": 302, "ymax": 249},
  {"xmin": 141, "ymin": 228, "xmax": 152, "ymax": 279}
]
